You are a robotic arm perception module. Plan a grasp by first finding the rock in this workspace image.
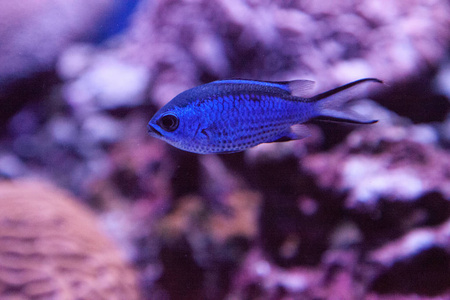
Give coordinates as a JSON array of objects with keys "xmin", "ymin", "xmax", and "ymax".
[
  {"xmin": 302, "ymin": 123, "xmax": 450, "ymax": 208},
  {"xmin": 0, "ymin": 0, "xmax": 114, "ymax": 88}
]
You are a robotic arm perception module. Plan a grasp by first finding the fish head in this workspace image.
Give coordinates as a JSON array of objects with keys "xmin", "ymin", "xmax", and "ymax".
[{"xmin": 147, "ymin": 101, "xmax": 211, "ymax": 153}]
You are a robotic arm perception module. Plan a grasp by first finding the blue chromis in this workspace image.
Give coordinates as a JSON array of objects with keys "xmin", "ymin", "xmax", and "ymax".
[{"xmin": 147, "ymin": 78, "xmax": 382, "ymax": 154}]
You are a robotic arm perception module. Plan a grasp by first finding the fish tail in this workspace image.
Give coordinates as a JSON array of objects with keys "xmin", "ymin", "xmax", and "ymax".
[{"xmin": 312, "ymin": 78, "xmax": 383, "ymax": 124}]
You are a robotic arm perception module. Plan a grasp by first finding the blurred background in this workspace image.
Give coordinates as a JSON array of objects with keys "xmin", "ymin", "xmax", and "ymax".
[{"xmin": 0, "ymin": 0, "xmax": 449, "ymax": 299}]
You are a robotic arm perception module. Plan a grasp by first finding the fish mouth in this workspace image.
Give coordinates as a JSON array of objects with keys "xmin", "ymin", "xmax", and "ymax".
[{"xmin": 147, "ymin": 123, "xmax": 162, "ymax": 137}]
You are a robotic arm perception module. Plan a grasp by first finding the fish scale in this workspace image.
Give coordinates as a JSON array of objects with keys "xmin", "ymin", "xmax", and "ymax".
[
  {"xmin": 148, "ymin": 78, "xmax": 382, "ymax": 154},
  {"xmin": 199, "ymin": 92, "xmax": 313, "ymax": 152}
]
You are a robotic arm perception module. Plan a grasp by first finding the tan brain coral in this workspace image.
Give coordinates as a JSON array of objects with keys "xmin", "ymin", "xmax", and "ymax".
[{"xmin": 0, "ymin": 180, "xmax": 140, "ymax": 300}]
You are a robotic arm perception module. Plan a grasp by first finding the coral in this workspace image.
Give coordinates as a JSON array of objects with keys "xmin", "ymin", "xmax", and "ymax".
[{"xmin": 0, "ymin": 180, "xmax": 139, "ymax": 299}]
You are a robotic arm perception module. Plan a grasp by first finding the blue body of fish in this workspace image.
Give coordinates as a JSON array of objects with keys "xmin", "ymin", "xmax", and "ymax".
[{"xmin": 147, "ymin": 78, "xmax": 382, "ymax": 154}]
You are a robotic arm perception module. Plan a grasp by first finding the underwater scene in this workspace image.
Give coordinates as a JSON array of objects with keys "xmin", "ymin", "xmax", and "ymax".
[{"xmin": 0, "ymin": 0, "xmax": 449, "ymax": 299}]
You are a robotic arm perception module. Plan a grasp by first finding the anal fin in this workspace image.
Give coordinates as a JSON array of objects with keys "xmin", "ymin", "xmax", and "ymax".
[
  {"xmin": 270, "ymin": 124, "xmax": 311, "ymax": 143},
  {"xmin": 318, "ymin": 108, "xmax": 378, "ymax": 124}
]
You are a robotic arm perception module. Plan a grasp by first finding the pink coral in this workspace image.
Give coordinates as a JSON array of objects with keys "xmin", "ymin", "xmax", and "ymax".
[{"xmin": 0, "ymin": 180, "xmax": 139, "ymax": 299}]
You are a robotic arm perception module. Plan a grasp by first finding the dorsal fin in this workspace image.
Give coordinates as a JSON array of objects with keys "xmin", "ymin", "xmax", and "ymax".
[
  {"xmin": 286, "ymin": 80, "xmax": 315, "ymax": 98},
  {"xmin": 209, "ymin": 79, "xmax": 291, "ymax": 92},
  {"xmin": 209, "ymin": 79, "xmax": 316, "ymax": 97}
]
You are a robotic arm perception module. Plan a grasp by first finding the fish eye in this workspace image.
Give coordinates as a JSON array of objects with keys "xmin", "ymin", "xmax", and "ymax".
[{"xmin": 157, "ymin": 113, "xmax": 179, "ymax": 132}]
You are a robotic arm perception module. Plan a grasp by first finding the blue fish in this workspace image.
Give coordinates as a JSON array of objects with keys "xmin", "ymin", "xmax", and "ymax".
[{"xmin": 147, "ymin": 78, "xmax": 382, "ymax": 154}]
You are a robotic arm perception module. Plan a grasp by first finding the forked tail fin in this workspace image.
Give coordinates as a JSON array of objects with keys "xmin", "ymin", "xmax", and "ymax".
[{"xmin": 312, "ymin": 78, "xmax": 383, "ymax": 124}]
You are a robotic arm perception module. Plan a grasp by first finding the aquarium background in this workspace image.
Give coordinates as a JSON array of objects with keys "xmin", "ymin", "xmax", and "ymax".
[{"xmin": 0, "ymin": 0, "xmax": 449, "ymax": 299}]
